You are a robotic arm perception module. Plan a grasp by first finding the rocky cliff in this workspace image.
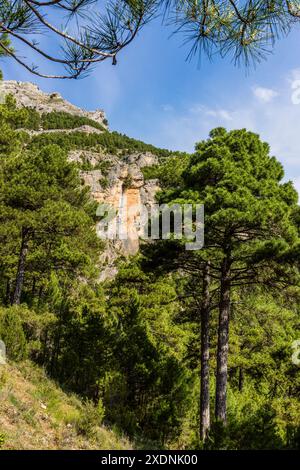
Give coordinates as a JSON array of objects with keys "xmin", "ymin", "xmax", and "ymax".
[
  {"xmin": 0, "ymin": 81, "xmax": 108, "ymax": 129},
  {"xmin": 0, "ymin": 81, "xmax": 160, "ymax": 279},
  {"xmin": 71, "ymin": 149, "xmax": 159, "ymax": 280}
]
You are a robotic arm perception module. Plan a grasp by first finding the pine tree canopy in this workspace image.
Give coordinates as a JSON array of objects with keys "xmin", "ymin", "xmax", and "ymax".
[{"xmin": 1, "ymin": 1, "xmax": 300, "ymax": 78}]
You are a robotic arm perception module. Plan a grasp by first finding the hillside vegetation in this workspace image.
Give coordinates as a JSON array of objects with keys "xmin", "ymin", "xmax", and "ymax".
[
  {"xmin": 5, "ymin": 95, "xmax": 175, "ymax": 160},
  {"xmin": 0, "ymin": 94, "xmax": 299, "ymax": 450},
  {"xmin": 0, "ymin": 360, "xmax": 131, "ymax": 450}
]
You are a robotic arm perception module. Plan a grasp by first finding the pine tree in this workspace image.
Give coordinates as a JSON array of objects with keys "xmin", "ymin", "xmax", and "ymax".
[
  {"xmin": 159, "ymin": 127, "xmax": 299, "ymax": 426},
  {"xmin": 0, "ymin": 142, "xmax": 100, "ymax": 305}
]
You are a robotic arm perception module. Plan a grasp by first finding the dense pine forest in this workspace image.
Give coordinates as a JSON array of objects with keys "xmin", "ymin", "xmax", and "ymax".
[{"xmin": 0, "ymin": 92, "xmax": 299, "ymax": 450}]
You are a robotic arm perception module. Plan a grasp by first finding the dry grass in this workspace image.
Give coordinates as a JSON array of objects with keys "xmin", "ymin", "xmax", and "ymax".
[{"xmin": 0, "ymin": 360, "xmax": 132, "ymax": 450}]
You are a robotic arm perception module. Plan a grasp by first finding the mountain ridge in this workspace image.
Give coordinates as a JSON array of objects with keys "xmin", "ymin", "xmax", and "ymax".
[{"xmin": 0, "ymin": 80, "xmax": 108, "ymax": 130}]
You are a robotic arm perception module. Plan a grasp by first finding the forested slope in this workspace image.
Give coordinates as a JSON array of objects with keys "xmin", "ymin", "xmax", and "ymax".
[{"xmin": 0, "ymin": 85, "xmax": 299, "ymax": 450}]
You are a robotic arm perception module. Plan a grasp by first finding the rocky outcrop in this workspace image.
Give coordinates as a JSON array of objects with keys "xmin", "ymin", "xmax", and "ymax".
[
  {"xmin": 19, "ymin": 125, "xmax": 104, "ymax": 137},
  {"xmin": 0, "ymin": 80, "xmax": 108, "ymax": 129},
  {"xmin": 79, "ymin": 152, "xmax": 159, "ymax": 261},
  {"xmin": 74, "ymin": 151, "xmax": 159, "ymax": 280}
]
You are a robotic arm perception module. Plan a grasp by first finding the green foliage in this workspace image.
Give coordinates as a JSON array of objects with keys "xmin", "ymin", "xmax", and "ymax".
[
  {"xmin": 78, "ymin": 155, "xmax": 112, "ymax": 174},
  {"xmin": 29, "ymin": 130, "xmax": 173, "ymax": 160},
  {"xmin": 100, "ymin": 260, "xmax": 193, "ymax": 444},
  {"xmin": 0, "ymin": 307, "xmax": 27, "ymax": 361},
  {"xmin": 0, "ymin": 33, "xmax": 12, "ymax": 78},
  {"xmin": 2, "ymin": 1, "xmax": 300, "ymax": 80},
  {"xmin": 142, "ymin": 153, "xmax": 190, "ymax": 188},
  {"xmin": 94, "ymin": 160, "xmax": 112, "ymax": 175},
  {"xmin": 0, "ymin": 95, "xmax": 30, "ymax": 155},
  {"xmin": 152, "ymin": 127, "xmax": 300, "ymax": 448},
  {"xmin": 80, "ymin": 156, "xmax": 93, "ymax": 171},
  {"xmin": 21, "ymin": 108, "xmax": 41, "ymax": 130},
  {"xmin": 7, "ymin": 304, "xmax": 57, "ymax": 361},
  {"xmin": 74, "ymin": 399, "xmax": 105, "ymax": 437},
  {"xmin": 0, "ymin": 141, "xmax": 100, "ymax": 305},
  {"xmin": 10, "ymin": 109, "xmax": 105, "ymax": 132},
  {"xmin": 0, "ymin": 96, "xmax": 37, "ymax": 132},
  {"xmin": 0, "ymin": 432, "xmax": 5, "ymax": 448},
  {"xmin": 0, "ymin": 97, "xmax": 299, "ymax": 450},
  {"xmin": 203, "ymin": 387, "xmax": 300, "ymax": 450},
  {"xmin": 122, "ymin": 174, "xmax": 133, "ymax": 189},
  {"xmin": 41, "ymin": 111, "xmax": 105, "ymax": 132},
  {"xmin": 99, "ymin": 177, "xmax": 109, "ymax": 189}
]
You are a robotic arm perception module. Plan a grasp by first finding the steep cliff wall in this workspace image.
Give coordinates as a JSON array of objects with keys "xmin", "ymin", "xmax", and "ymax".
[{"xmin": 79, "ymin": 151, "xmax": 159, "ymax": 279}]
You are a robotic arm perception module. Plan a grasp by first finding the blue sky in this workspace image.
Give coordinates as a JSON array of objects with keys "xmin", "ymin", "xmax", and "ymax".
[{"xmin": 2, "ymin": 16, "xmax": 300, "ymax": 193}]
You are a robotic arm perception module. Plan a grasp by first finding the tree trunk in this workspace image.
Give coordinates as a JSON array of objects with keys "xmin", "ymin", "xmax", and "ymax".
[
  {"xmin": 12, "ymin": 227, "xmax": 30, "ymax": 305},
  {"xmin": 31, "ymin": 277, "xmax": 36, "ymax": 299},
  {"xmin": 5, "ymin": 278, "xmax": 11, "ymax": 306},
  {"xmin": 200, "ymin": 261, "xmax": 211, "ymax": 441},
  {"xmin": 215, "ymin": 256, "xmax": 231, "ymax": 423},
  {"xmin": 37, "ymin": 285, "xmax": 44, "ymax": 307}
]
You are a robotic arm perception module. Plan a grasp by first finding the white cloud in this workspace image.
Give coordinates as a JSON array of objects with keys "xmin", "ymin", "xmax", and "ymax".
[
  {"xmin": 205, "ymin": 109, "xmax": 233, "ymax": 121},
  {"xmin": 252, "ymin": 86, "xmax": 279, "ymax": 102},
  {"xmin": 189, "ymin": 105, "xmax": 233, "ymax": 121},
  {"xmin": 161, "ymin": 104, "xmax": 174, "ymax": 112},
  {"xmin": 146, "ymin": 72, "xmax": 300, "ymax": 197},
  {"xmin": 288, "ymin": 68, "xmax": 300, "ymax": 82}
]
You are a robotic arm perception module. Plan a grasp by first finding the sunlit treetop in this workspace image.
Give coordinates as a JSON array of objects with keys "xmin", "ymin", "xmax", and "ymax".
[{"xmin": 1, "ymin": 0, "xmax": 300, "ymax": 79}]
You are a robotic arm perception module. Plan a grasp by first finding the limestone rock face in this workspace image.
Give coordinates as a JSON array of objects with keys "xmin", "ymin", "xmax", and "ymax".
[
  {"xmin": 126, "ymin": 152, "xmax": 158, "ymax": 168},
  {"xmin": 79, "ymin": 151, "xmax": 159, "ymax": 262},
  {"xmin": 0, "ymin": 80, "xmax": 108, "ymax": 129},
  {"xmin": 1, "ymin": 80, "xmax": 160, "ymax": 278},
  {"xmin": 79, "ymin": 155, "xmax": 160, "ymax": 277},
  {"xmin": 77, "ymin": 151, "xmax": 159, "ymax": 280}
]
